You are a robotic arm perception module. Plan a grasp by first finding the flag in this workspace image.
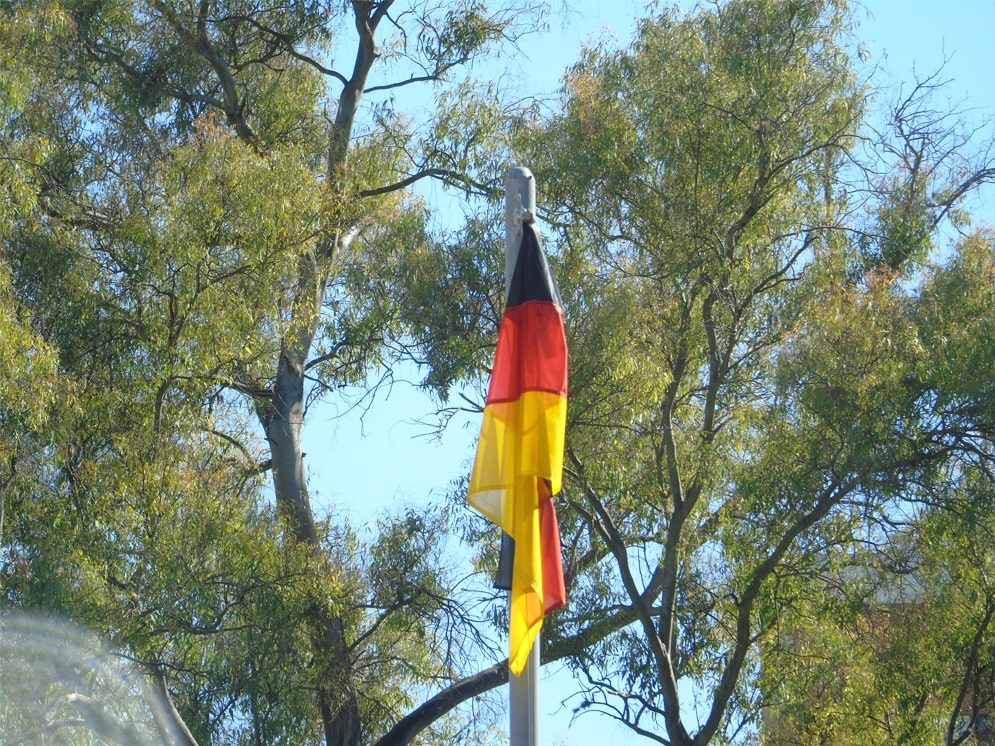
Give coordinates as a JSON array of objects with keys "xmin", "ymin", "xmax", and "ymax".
[{"xmin": 468, "ymin": 221, "xmax": 567, "ymax": 676}]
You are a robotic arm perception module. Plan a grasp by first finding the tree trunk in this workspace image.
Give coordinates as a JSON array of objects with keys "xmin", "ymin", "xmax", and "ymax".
[
  {"xmin": 265, "ymin": 353, "xmax": 363, "ymax": 746},
  {"xmin": 259, "ymin": 5, "xmax": 393, "ymax": 744},
  {"xmin": 268, "ymin": 351, "xmax": 319, "ymax": 545},
  {"xmin": 266, "ymin": 5, "xmax": 390, "ymax": 741},
  {"xmin": 264, "ymin": 260, "xmax": 363, "ymax": 746},
  {"xmin": 149, "ymin": 669, "xmax": 200, "ymax": 746}
]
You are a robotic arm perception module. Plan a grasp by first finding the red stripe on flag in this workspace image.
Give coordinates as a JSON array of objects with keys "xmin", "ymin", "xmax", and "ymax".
[
  {"xmin": 487, "ymin": 300, "xmax": 568, "ymax": 404},
  {"xmin": 539, "ymin": 482, "xmax": 566, "ymax": 615}
]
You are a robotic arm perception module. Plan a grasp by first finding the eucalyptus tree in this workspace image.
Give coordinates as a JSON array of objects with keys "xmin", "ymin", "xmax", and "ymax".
[
  {"xmin": 0, "ymin": 2, "xmax": 537, "ymax": 745},
  {"xmin": 761, "ymin": 470, "xmax": 995, "ymax": 746},
  {"xmin": 761, "ymin": 230, "xmax": 995, "ymax": 746},
  {"xmin": 504, "ymin": 0, "xmax": 995, "ymax": 743}
]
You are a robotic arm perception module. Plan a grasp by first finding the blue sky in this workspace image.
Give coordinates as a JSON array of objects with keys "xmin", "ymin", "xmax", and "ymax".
[{"xmin": 307, "ymin": 2, "xmax": 995, "ymax": 744}]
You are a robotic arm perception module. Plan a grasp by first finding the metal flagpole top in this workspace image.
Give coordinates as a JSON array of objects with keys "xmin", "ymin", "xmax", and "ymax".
[{"xmin": 505, "ymin": 167, "xmax": 536, "ymax": 296}]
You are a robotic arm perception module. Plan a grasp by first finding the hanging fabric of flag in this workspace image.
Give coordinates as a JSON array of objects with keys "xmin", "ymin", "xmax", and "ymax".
[{"xmin": 468, "ymin": 221, "xmax": 568, "ymax": 676}]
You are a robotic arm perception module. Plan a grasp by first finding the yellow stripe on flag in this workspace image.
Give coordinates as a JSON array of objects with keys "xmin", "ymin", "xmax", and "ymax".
[
  {"xmin": 468, "ymin": 390, "xmax": 567, "ymax": 675},
  {"xmin": 468, "ymin": 391, "xmax": 567, "ymax": 529}
]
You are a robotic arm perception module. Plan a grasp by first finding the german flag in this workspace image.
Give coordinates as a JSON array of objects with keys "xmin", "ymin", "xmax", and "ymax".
[{"xmin": 468, "ymin": 222, "xmax": 567, "ymax": 676}]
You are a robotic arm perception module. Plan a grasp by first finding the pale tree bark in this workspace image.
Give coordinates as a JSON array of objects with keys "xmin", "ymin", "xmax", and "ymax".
[
  {"xmin": 257, "ymin": 5, "xmax": 392, "ymax": 745},
  {"xmin": 149, "ymin": 669, "xmax": 201, "ymax": 746}
]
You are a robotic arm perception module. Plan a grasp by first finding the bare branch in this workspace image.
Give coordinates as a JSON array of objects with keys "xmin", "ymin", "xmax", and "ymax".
[{"xmin": 357, "ymin": 167, "xmax": 498, "ymax": 199}]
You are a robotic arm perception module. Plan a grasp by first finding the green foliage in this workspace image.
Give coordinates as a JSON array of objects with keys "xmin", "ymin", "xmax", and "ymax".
[
  {"xmin": 765, "ymin": 461, "xmax": 995, "ymax": 746},
  {"xmin": 0, "ymin": 267, "xmax": 59, "ymax": 435},
  {"xmin": 916, "ymin": 230, "xmax": 995, "ymax": 419}
]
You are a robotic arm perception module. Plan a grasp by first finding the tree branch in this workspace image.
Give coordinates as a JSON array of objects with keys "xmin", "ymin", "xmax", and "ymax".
[
  {"xmin": 357, "ymin": 167, "xmax": 497, "ymax": 199},
  {"xmin": 148, "ymin": 668, "xmax": 200, "ymax": 746},
  {"xmin": 149, "ymin": 0, "xmax": 261, "ymax": 149},
  {"xmin": 373, "ymin": 662, "xmax": 508, "ymax": 746}
]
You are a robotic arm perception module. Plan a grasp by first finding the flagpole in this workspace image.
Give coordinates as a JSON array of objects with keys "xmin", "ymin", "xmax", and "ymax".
[{"xmin": 505, "ymin": 166, "xmax": 539, "ymax": 746}]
